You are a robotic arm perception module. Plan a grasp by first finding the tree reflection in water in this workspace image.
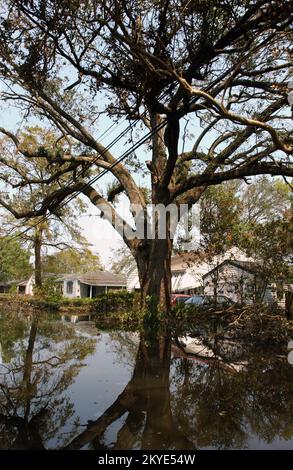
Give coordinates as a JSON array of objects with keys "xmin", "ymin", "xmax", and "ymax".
[
  {"xmin": 65, "ymin": 330, "xmax": 194, "ymax": 450},
  {"xmin": 1, "ymin": 312, "xmax": 293, "ymax": 450},
  {"xmin": 0, "ymin": 312, "xmax": 96, "ymax": 449}
]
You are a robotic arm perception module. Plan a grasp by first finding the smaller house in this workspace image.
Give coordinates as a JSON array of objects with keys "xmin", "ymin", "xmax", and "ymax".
[
  {"xmin": 60, "ymin": 270, "xmax": 127, "ymax": 298},
  {"xmin": 16, "ymin": 274, "xmax": 58, "ymax": 295},
  {"xmin": 17, "ymin": 275, "xmax": 35, "ymax": 295},
  {"xmin": 203, "ymin": 259, "xmax": 292, "ymax": 307},
  {"xmin": 0, "ymin": 276, "xmax": 34, "ymax": 295},
  {"xmin": 0, "ymin": 281, "xmax": 13, "ymax": 294}
]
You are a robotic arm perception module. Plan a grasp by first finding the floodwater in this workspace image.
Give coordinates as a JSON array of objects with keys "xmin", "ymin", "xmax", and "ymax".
[{"xmin": 0, "ymin": 310, "xmax": 293, "ymax": 450}]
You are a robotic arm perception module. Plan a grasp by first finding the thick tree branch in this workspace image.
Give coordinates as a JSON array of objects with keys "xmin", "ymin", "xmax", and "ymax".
[
  {"xmin": 81, "ymin": 185, "xmax": 139, "ymax": 253},
  {"xmin": 173, "ymin": 163, "xmax": 293, "ymax": 199}
]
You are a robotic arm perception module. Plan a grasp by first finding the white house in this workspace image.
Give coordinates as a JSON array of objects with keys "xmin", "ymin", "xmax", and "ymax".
[
  {"xmin": 0, "ymin": 271, "xmax": 127, "ymax": 298},
  {"xmin": 17, "ymin": 275, "xmax": 35, "ymax": 295},
  {"xmin": 127, "ymin": 247, "xmax": 253, "ymax": 294},
  {"xmin": 203, "ymin": 259, "xmax": 293, "ymax": 307},
  {"xmin": 60, "ymin": 270, "xmax": 127, "ymax": 298}
]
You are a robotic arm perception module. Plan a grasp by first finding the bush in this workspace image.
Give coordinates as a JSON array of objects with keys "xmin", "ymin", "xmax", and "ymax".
[
  {"xmin": 33, "ymin": 276, "xmax": 62, "ymax": 303},
  {"xmin": 28, "ymin": 298, "xmax": 60, "ymax": 312},
  {"xmin": 91, "ymin": 290, "xmax": 136, "ymax": 315},
  {"xmin": 61, "ymin": 297, "xmax": 94, "ymax": 307}
]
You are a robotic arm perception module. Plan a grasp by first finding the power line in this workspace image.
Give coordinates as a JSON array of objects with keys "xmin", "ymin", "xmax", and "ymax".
[
  {"xmin": 7, "ymin": 114, "xmax": 166, "ymax": 241},
  {"xmin": 4, "ymin": 97, "xmax": 151, "ymax": 239},
  {"xmin": 5, "ymin": 65, "xmax": 241, "ymax": 242},
  {"xmin": 6, "ymin": 87, "xmax": 172, "ymax": 241},
  {"xmin": 56, "ymin": 118, "xmax": 166, "ymax": 211}
]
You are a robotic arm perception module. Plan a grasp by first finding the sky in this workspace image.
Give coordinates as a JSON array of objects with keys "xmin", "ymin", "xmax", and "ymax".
[
  {"xmin": 0, "ymin": 80, "xmax": 150, "ymax": 265},
  {"xmin": 80, "ymin": 203, "xmax": 128, "ymax": 265}
]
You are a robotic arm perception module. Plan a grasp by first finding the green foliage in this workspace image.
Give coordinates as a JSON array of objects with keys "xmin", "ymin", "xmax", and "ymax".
[
  {"xmin": 110, "ymin": 244, "xmax": 136, "ymax": 276},
  {"xmin": 240, "ymin": 177, "xmax": 291, "ymax": 226},
  {"xmin": 61, "ymin": 297, "xmax": 94, "ymax": 307},
  {"xmin": 235, "ymin": 307, "xmax": 292, "ymax": 346},
  {"xmin": 42, "ymin": 248, "xmax": 103, "ymax": 275},
  {"xmin": 175, "ymin": 303, "xmax": 293, "ymax": 349},
  {"xmin": 33, "ymin": 276, "xmax": 62, "ymax": 304},
  {"xmin": 91, "ymin": 290, "xmax": 136, "ymax": 315},
  {"xmin": 28, "ymin": 298, "xmax": 61, "ymax": 312},
  {"xmin": 242, "ymin": 216, "xmax": 292, "ymax": 282},
  {"xmin": 199, "ymin": 181, "xmax": 242, "ymax": 258},
  {"xmin": 0, "ymin": 236, "xmax": 32, "ymax": 282},
  {"xmin": 91, "ymin": 291, "xmax": 145, "ymax": 330}
]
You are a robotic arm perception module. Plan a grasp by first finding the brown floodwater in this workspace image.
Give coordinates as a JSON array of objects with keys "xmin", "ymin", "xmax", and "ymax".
[{"xmin": 0, "ymin": 310, "xmax": 293, "ymax": 450}]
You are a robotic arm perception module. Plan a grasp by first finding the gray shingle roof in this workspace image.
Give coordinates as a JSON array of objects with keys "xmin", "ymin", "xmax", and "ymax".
[{"xmin": 60, "ymin": 270, "xmax": 127, "ymax": 286}]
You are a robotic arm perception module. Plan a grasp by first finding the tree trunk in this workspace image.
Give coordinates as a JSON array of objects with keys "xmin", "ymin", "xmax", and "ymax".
[
  {"xmin": 136, "ymin": 237, "xmax": 173, "ymax": 317},
  {"xmin": 34, "ymin": 227, "xmax": 43, "ymax": 289},
  {"xmin": 65, "ymin": 333, "xmax": 194, "ymax": 450},
  {"xmin": 285, "ymin": 291, "xmax": 293, "ymax": 320},
  {"xmin": 22, "ymin": 317, "xmax": 39, "ymax": 418}
]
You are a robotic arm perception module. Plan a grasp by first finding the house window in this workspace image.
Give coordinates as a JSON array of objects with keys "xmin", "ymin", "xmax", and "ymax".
[{"xmin": 66, "ymin": 281, "xmax": 73, "ymax": 294}]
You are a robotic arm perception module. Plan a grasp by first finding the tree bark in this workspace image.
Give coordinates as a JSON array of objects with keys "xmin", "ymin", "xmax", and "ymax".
[
  {"xmin": 136, "ymin": 237, "xmax": 173, "ymax": 316},
  {"xmin": 34, "ymin": 227, "xmax": 43, "ymax": 289}
]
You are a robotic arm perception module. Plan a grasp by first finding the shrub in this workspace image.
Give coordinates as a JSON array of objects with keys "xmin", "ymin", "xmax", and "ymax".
[
  {"xmin": 28, "ymin": 298, "xmax": 60, "ymax": 312},
  {"xmin": 91, "ymin": 290, "xmax": 137, "ymax": 315},
  {"xmin": 33, "ymin": 276, "xmax": 62, "ymax": 303},
  {"xmin": 61, "ymin": 297, "xmax": 94, "ymax": 307}
]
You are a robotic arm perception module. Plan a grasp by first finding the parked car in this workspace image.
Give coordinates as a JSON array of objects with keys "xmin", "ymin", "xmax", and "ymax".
[
  {"xmin": 171, "ymin": 294, "xmax": 192, "ymax": 306},
  {"xmin": 205, "ymin": 295, "xmax": 234, "ymax": 306},
  {"xmin": 184, "ymin": 294, "xmax": 233, "ymax": 309}
]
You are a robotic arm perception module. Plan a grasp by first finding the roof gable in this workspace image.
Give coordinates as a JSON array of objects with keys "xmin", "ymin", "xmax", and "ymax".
[{"xmin": 203, "ymin": 259, "xmax": 260, "ymax": 279}]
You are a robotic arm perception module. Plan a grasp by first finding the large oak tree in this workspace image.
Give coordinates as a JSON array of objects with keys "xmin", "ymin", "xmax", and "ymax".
[{"xmin": 0, "ymin": 0, "xmax": 292, "ymax": 314}]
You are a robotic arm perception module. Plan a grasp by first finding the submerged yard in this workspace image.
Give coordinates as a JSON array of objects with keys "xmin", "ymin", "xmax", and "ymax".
[{"xmin": 1, "ymin": 307, "xmax": 293, "ymax": 450}]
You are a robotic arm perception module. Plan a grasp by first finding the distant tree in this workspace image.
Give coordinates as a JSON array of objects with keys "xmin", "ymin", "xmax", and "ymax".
[
  {"xmin": 42, "ymin": 247, "xmax": 103, "ymax": 275},
  {"xmin": 194, "ymin": 177, "xmax": 291, "ymax": 255},
  {"xmin": 0, "ymin": 236, "xmax": 32, "ymax": 282},
  {"xmin": 199, "ymin": 181, "xmax": 242, "ymax": 260},
  {"xmin": 0, "ymin": 127, "xmax": 90, "ymax": 287},
  {"xmin": 182, "ymin": 177, "xmax": 292, "ymax": 299},
  {"xmin": 237, "ymin": 178, "xmax": 292, "ymax": 289},
  {"xmin": 240, "ymin": 177, "xmax": 292, "ymax": 226},
  {"xmin": 242, "ymin": 208, "xmax": 293, "ymax": 296},
  {"xmin": 110, "ymin": 244, "xmax": 136, "ymax": 276}
]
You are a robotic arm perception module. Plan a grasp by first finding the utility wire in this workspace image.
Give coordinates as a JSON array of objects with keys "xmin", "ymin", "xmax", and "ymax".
[
  {"xmin": 5, "ymin": 64, "xmax": 242, "ymax": 242},
  {"xmin": 6, "ymin": 99, "xmax": 166, "ymax": 241}
]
